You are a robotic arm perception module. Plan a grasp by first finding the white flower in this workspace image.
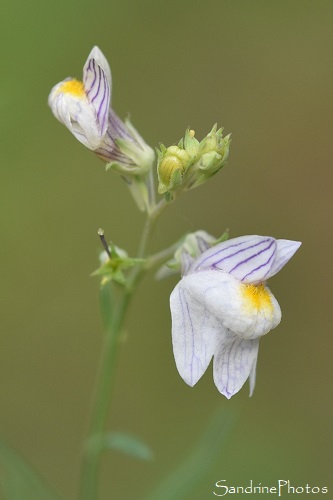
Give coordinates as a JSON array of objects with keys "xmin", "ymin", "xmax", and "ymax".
[
  {"xmin": 170, "ymin": 235, "xmax": 301, "ymax": 398},
  {"xmin": 48, "ymin": 46, "xmax": 154, "ymax": 174}
]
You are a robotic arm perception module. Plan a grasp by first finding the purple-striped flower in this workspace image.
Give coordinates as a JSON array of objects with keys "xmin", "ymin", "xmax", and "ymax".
[
  {"xmin": 170, "ymin": 235, "xmax": 301, "ymax": 398},
  {"xmin": 48, "ymin": 46, "xmax": 154, "ymax": 175}
]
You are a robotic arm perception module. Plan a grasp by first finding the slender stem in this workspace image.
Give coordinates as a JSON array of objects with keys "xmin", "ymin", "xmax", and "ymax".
[
  {"xmin": 79, "ymin": 289, "xmax": 132, "ymax": 500},
  {"xmin": 146, "ymin": 167, "xmax": 156, "ymax": 211},
  {"xmin": 79, "ymin": 200, "xmax": 167, "ymax": 500},
  {"xmin": 145, "ymin": 239, "xmax": 184, "ymax": 271},
  {"xmin": 134, "ymin": 199, "xmax": 167, "ymax": 274}
]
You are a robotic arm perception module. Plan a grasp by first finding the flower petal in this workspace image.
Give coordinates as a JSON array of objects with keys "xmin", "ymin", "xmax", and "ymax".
[
  {"xmin": 265, "ymin": 239, "xmax": 302, "ymax": 280},
  {"xmin": 248, "ymin": 350, "xmax": 258, "ymax": 397},
  {"xmin": 173, "ymin": 270, "xmax": 281, "ymax": 340},
  {"xmin": 188, "ymin": 235, "xmax": 279, "ymax": 284},
  {"xmin": 188, "ymin": 235, "xmax": 302, "ymax": 284},
  {"xmin": 94, "ymin": 109, "xmax": 143, "ymax": 165},
  {"xmin": 48, "ymin": 81, "xmax": 100, "ymax": 149},
  {"xmin": 83, "ymin": 46, "xmax": 111, "ymax": 137},
  {"xmin": 213, "ymin": 335, "xmax": 259, "ymax": 398},
  {"xmin": 170, "ymin": 278, "xmax": 223, "ymax": 387}
]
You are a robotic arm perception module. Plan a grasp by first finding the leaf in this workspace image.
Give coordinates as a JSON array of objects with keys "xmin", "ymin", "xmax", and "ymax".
[
  {"xmin": 145, "ymin": 407, "xmax": 236, "ymax": 500},
  {"xmin": 102, "ymin": 432, "xmax": 154, "ymax": 461},
  {"xmin": 0, "ymin": 441, "xmax": 63, "ymax": 500}
]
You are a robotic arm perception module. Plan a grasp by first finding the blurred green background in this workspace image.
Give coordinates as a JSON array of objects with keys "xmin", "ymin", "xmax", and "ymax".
[{"xmin": 1, "ymin": 0, "xmax": 332, "ymax": 498}]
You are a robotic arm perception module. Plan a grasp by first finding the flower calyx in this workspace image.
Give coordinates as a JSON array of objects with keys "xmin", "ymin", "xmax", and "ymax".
[
  {"xmin": 156, "ymin": 229, "xmax": 229, "ymax": 279},
  {"xmin": 93, "ymin": 242, "xmax": 145, "ymax": 287}
]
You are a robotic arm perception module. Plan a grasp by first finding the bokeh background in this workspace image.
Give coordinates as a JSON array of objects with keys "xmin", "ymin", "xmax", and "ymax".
[{"xmin": 1, "ymin": 0, "xmax": 332, "ymax": 498}]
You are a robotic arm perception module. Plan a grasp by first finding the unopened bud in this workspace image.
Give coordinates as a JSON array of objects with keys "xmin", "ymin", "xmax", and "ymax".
[
  {"xmin": 157, "ymin": 146, "xmax": 190, "ymax": 194},
  {"xmin": 156, "ymin": 124, "xmax": 231, "ymax": 198}
]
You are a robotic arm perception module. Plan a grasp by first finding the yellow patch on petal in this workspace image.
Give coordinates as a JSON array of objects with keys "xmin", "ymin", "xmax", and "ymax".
[
  {"xmin": 58, "ymin": 79, "xmax": 85, "ymax": 97},
  {"xmin": 242, "ymin": 283, "xmax": 273, "ymax": 312}
]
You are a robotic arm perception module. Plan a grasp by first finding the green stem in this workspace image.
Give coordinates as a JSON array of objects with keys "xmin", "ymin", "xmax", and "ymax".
[
  {"xmin": 137, "ymin": 199, "xmax": 167, "ymax": 260},
  {"xmin": 145, "ymin": 238, "xmax": 184, "ymax": 271},
  {"xmin": 78, "ymin": 289, "xmax": 132, "ymax": 500},
  {"xmin": 78, "ymin": 200, "xmax": 167, "ymax": 500}
]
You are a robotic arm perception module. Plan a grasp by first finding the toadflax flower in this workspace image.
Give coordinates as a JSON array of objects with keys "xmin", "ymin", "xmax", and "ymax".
[
  {"xmin": 170, "ymin": 235, "xmax": 301, "ymax": 398},
  {"xmin": 48, "ymin": 46, "xmax": 155, "ymax": 206}
]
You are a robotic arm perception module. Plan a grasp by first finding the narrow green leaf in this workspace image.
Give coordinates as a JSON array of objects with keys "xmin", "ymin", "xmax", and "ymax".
[
  {"xmin": 145, "ymin": 407, "xmax": 236, "ymax": 500},
  {"xmin": 0, "ymin": 441, "xmax": 63, "ymax": 500},
  {"xmin": 103, "ymin": 432, "xmax": 154, "ymax": 461}
]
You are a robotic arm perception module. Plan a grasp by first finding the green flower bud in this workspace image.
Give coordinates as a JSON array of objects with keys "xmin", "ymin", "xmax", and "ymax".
[
  {"xmin": 198, "ymin": 125, "xmax": 219, "ymax": 155},
  {"xmin": 198, "ymin": 125, "xmax": 230, "ymax": 167},
  {"xmin": 157, "ymin": 145, "xmax": 190, "ymax": 194},
  {"xmin": 188, "ymin": 125, "xmax": 231, "ymax": 188},
  {"xmin": 156, "ymin": 124, "xmax": 231, "ymax": 199},
  {"xmin": 184, "ymin": 129, "xmax": 200, "ymax": 157}
]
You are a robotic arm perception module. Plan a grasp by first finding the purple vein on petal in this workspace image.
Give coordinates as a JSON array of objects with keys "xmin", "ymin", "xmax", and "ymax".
[
  {"xmin": 108, "ymin": 111, "xmax": 134, "ymax": 142},
  {"xmin": 84, "ymin": 60, "xmax": 109, "ymax": 135},
  {"xmin": 90, "ymin": 65, "xmax": 102, "ymax": 102},
  {"xmin": 190, "ymin": 239, "xmax": 245, "ymax": 271},
  {"xmin": 213, "ymin": 238, "xmax": 272, "ymax": 268},
  {"xmin": 240, "ymin": 253, "xmax": 275, "ymax": 281},
  {"xmin": 178, "ymin": 286, "xmax": 193, "ymax": 385},
  {"xmin": 95, "ymin": 146, "xmax": 134, "ymax": 164},
  {"xmin": 96, "ymin": 74, "xmax": 108, "ymax": 131},
  {"xmin": 232, "ymin": 239, "xmax": 276, "ymax": 281},
  {"xmin": 85, "ymin": 58, "xmax": 97, "ymax": 95},
  {"xmin": 191, "ymin": 237, "xmax": 271, "ymax": 272},
  {"xmin": 226, "ymin": 337, "xmax": 237, "ymax": 396}
]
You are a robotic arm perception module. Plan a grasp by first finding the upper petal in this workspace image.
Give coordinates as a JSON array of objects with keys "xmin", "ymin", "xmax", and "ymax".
[
  {"xmin": 188, "ymin": 235, "xmax": 277, "ymax": 283},
  {"xmin": 213, "ymin": 335, "xmax": 259, "ymax": 398},
  {"xmin": 188, "ymin": 235, "xmax": 301, "ymax": 284},
  {"xmin": 170, "ymin": 278, "xmax": 223, "ymax": 387},
  {"xmin": 265, "ymin": 239, "xmax": 302, "ymax": 280},
  {"xmin": 83, "ymin": 46, "xmax": 111, "ymax": 137}
]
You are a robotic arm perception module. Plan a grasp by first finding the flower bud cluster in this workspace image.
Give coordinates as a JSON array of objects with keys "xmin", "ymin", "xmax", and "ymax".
[{"xmin": 157, "ymin": 125, "xmax": 231, "ymax": 198}]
